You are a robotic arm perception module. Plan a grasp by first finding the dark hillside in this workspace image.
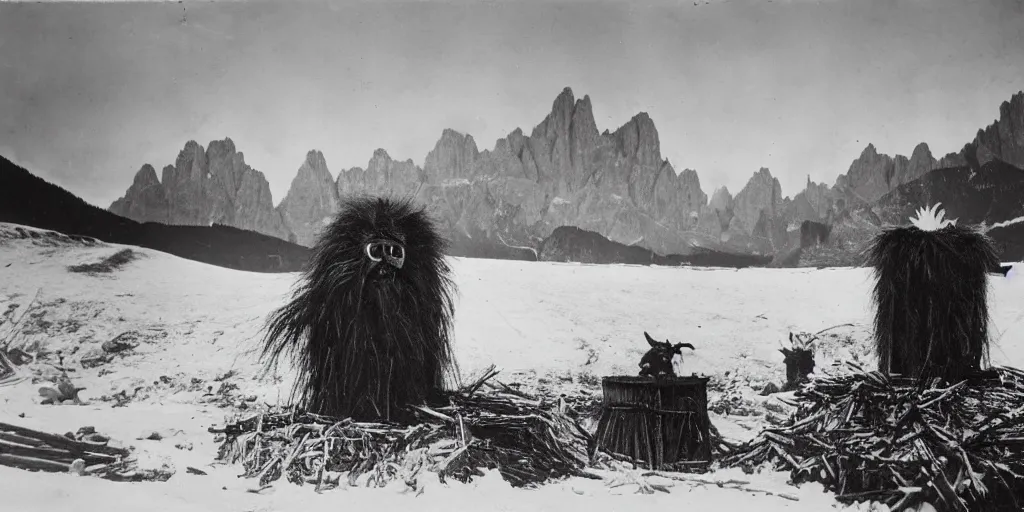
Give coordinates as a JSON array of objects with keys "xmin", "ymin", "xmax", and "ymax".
[
  {"xmin": 0, "ymin": 156, "xmax": 310, "ymax": 273},
  {"xmin": 538, "ymin": 226, "xmax": 772, "ymax": 268}
]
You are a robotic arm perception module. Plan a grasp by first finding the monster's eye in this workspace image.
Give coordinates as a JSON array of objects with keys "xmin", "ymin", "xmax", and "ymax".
[
  {"xmin": 386, "ymin": 244, "xmax": 405, "ymax": 260},
  {"xmin": 365, "ymin": 243, "xmax": 384, "ymax": 262},
  {"xmin": 366, "ymin": 240, "xmax": 406, "ymax": 263}
]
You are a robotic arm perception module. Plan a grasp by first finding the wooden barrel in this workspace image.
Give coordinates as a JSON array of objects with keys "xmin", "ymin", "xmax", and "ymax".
[{"xmin": 593, "ymin": 375, "xmax": 711, "ymax": 471}]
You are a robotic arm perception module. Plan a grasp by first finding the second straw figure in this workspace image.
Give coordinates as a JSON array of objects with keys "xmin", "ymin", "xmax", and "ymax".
[{"xmin": 865, "ymin": 203, "xmax": 1000, "ymax": 384}]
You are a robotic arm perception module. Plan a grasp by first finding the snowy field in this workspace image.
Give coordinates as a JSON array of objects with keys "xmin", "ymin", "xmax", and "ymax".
[{"xmin": 1, "ymin": 222, "xmax": 1023, "ymax": 512}]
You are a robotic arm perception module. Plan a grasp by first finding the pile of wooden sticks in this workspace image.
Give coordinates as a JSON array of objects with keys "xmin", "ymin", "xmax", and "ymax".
[
  {"xmin": 0, "ymin": 421, "xmax": 168, "ymax": 482},
  {"xmin": 720, "ymin": 364, "xmax": 1024, "ymax": 512}
]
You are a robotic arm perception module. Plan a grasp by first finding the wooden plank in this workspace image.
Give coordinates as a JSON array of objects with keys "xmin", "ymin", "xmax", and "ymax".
[
  {"xmin": 0, "ymin": 422, "xmax": 128, "ymax": 457},
  {"xmin": 0, "ymin": 453, "xmax": 74, "ymax": 473},
  {"xmin": 0, "ymin": 438, "xmax": 119, "ymax": 464},
  {"xmin": 0, "ymin": 431, "xmax": 45, "ymax": 447}
]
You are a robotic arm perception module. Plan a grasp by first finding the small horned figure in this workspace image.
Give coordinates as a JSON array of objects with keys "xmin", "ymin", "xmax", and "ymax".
[
  {"xmin": 780, "ymin": 332, "xmax": 817, "ymax": 392},
  {"xmin": 639, "ymin": 331, "xmax": 695, "ymax": 378}
]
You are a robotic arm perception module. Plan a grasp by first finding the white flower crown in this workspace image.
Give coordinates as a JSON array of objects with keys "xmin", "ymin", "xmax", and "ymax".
[{"xmin": 909, "ymin": 203, "xmax": 958, "ymax": 232}]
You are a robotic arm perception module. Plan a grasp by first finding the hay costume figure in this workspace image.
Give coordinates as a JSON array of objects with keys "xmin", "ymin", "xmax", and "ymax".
[
  {"xmin": 259, "ymin": 196, "xmax": 457, "ymax": 423},
  {"xmin": 866, "ymin": 203, "xmax": 1000, "ymax": 384}
]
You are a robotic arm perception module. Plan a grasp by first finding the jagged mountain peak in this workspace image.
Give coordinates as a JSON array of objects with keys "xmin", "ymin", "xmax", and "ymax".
[
  {"xmin": 278, "ymin": 150, "xmax": 339, "ymax": 247},
  {"xmin": 911, "ymin": 141, "xmax": 932, "ymax": 156},
  {"xmin": 110, "ymin": 138, "xmax": 292, "ymax": 241},
  {"xmin": 303, "ymin": 149, "xmax": 328, "ymax": 171},
  {"xmin": 132, "ymin": 164, "xmax": 160, "ymax": 188}
]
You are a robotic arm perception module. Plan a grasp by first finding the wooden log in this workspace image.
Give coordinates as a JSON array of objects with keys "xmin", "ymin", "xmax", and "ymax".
[
  {"xmin": 593, "ymin": 375, "xmax": 712, "ymax": 470},
  {"xmin": 0, "ymin": 453, "xmax": 74, "ymax": 473},
  {"xmin": 0, "ymin": 438, "xmax": 76, "ymax": 462},
  {"xmin": 0, "ymin": 438, "xmax": 120, "ymax": 464},
  {"xmin": 0, "ymin": 431, "xmax": 46, "ymax": 447},
  {"xmin": 0, "ymin": 422, "xmax": 128, "ymax": 457}
]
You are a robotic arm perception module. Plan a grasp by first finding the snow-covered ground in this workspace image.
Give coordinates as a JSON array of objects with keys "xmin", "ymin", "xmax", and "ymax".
[{"xmin": 1, "ymin": 222, "xmax": 1022, "ymax": 512}]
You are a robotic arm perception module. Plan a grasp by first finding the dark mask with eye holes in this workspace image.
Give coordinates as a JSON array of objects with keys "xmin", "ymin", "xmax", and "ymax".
[{"xmin": 365, "ymin": 238, "xmax": 406, "ymax": 280}]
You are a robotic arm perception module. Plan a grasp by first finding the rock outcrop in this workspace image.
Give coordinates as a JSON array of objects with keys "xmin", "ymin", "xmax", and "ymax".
[
  {"xmin": 109, "ymin": 164, "xmax": 170, "ymax": 224},
  {"xmin": 276, "ymin": 150, "xmax": 339, "ymax": 247},
  {"xmin": 109, "ymin": 138, "xmax": 293, "ymax": 242},
  {"xmin": 970, "ymin": 91, "xmax": 1024, "ymax": 170},
  {"xmin": 337, "ymin": 148, "xmax": 424, "ymax": 200},
  {"xmin": 423, "ymin": 129, "xmax": 480, "ymax": 183},
  {"xmin": 831, "ymin": 142, "xmax": 941, "ymax": 206}
]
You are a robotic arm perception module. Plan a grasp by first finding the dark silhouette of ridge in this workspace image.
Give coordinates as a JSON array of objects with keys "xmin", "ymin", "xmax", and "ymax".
[
  {"xmin": 537, "ymin": 226, "xmax": 772, "ymax": 268},
  {"xmin": 989, "ymin": 221, "xmax": 1024, "ymax": 268},
  {"xmin": 445, "ymin": 226, "xmax": 539, "ymax": 261},
  {"xmin": 868, "ymin": 159, "xmax": 1024, "ymax": 268},
  {"xmin": 0, "ymin": 156, "xmax": 310, "ymax": 273},
  {"xmin": 873, "ymin": 160, "xmax": 1024, "ymax": 227}
]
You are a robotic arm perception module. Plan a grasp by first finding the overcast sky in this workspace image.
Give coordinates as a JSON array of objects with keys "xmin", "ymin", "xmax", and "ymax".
[{"xmin": 1, "ymin": 0, "xmax": 1022, "ymax": 208}]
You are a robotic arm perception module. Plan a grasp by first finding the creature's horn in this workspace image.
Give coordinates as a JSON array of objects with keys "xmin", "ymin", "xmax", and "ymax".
[
  {"xmin": 674, "ymin": 342, "xmax": 695, "ymax": 351},
  {"xmin": 644, "ymin": 331, "xmax": 660, "ymax": 347}
]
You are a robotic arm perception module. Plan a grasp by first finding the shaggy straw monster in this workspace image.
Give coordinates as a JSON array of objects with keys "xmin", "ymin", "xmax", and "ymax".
[
  {"xmin": 258, "ymin": 196, "xmax": 458, "ymax": 423},
  {"xmin": 866, "ymin": 202, "xmax": 1000, "ymax": 384}
]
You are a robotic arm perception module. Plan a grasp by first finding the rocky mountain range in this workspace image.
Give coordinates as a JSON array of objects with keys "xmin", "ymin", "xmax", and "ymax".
[{"xmin": 107, "ymin": 88, "xmax": 1024, "ymax": 265}]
